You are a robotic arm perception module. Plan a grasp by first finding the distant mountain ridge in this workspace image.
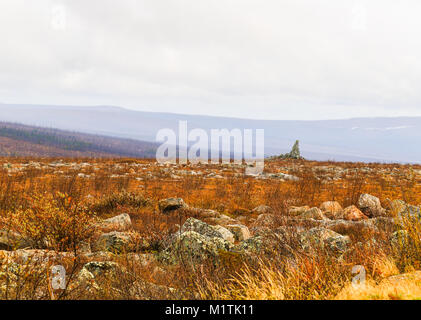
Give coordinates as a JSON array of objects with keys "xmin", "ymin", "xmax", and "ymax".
[
  {"xmin": 0, "ymin": 121, "xmax": 157, "ymax": 158},
  {"xmin": 1, "ymin": 103, "xmax": 420, "ymax": 163}
]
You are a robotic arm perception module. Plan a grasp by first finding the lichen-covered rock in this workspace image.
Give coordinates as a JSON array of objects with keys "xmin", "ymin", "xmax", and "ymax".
[
  {"xmin": 236, "ymin": 235, "xmax": 263, "ymax": 253},
  {"xmin": 92, "ymin": 231, "xmax": 147, "ymax": 254},
  {"xmin": 99, "ymin": 213, "xmax": 132, "ymax": 231},
  {"xmin": 300, "ymin": 227, "xmax": 350, "ymax": 253},
  {"xmin": 288, "ymin": 206, "xmax": 310, "ymax": 216},
  {"xmin": 342, "ymin": 205, "xmax": 368, "ymax": 221},
  {"xmin": 227, "ymin": 224, "xmax": 251, "ymax": 241},
  {"xmin": 300, "ymin": 207, "xmax": 327, "ymax": 220},
  {"xmin": 160, "ymin": 231, "xmax": 233, "ymax": 265},
  {"xmin": 236, "ymin": 227, "xmax": 296, "ymax": 258},
  {"xmin": 357, "ymin": 194, "xmax": 386, "ymax": 217},
  {"xmin": 71, "ymin": 267, "xmax": 99, "ymax": 293},
  {"xmin": 213, "ymin": 225, "xmax": 235, "ymax": 243},
  {"xmin": 180, "ymin": 218, "xmax": 234, "ymax": 242},
  {"xmin": 158, "ymin": 198, "xmax": 188, "ymax": 214},
  {"xmin": 319, "ymin": 201, "xmax": 343, "ymax": 219},
  {"xmin": 83, "ymin": 261, "xmax": 121, "ymax": 278}
]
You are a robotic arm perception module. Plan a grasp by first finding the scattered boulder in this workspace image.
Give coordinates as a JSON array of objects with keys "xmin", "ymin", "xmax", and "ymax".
[
  {"xmin": 288, "ymin": 206, "xmax": 310, "ymax": 216},
  {"xmin": 300, "ymin": 207, "xmax": 327, "ymax": 220},
  {"xmin": 160, "ymin": 218, "xmax": 238, "ymax": 265},
  {"xmin": 213, "ymin": 225, "xmax": 235, "ymax": 243},
  {"xmin": 319, "ymin": 201, "xmax": 343, "ymax": 219},
  {"xmin": 236, "ymin": 227, "xmax": 296, "ymax": 258},
  {"xmin": 99, "ymin": 213, "xmax": 132, "ymax": 231},
  {"xmin": 158, "ymin": 198, "xmax": 188, "ymax": 214},
  {"xmin": 92, "ymin": 231, "xmax": 148, "ymax": 254},
  {"xmin": 357, "ymin": 194, "xmax": 386, "ymax": 217},
  {"xmin": 300, "ymin": 227, "xmax": 350, "ymax": 253},
  {"xmin": 342, "ymin": 205, "xmax": 368, "ymax": 221},
  {"xmin": 236, "ymin": 235, "xmax": 263, "ymax": 253},
  {"xmin": 180, "ymin": 218, "xmax": 234, "ymax": 243},
  {"xmin": 83, "ymin": 261, "xmax": 121, "ymax": 278},
  {"xmin": 160, "ymin": 231, "xmax": 233, "ymax": 265},
  {"xmin": 227, "ymin": 224, "xmax": 251, "ymax": 242}
]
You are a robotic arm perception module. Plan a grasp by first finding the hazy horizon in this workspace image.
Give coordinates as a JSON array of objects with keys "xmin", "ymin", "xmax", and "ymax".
[{"xmin": 2, "ymin": 102, "xmax": 421, "ymax": 122}]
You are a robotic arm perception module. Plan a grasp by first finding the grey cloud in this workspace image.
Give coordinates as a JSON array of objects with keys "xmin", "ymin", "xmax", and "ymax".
[{"xmin": 0, "ymin": 0, "xmax": 420, "ymax": 119}]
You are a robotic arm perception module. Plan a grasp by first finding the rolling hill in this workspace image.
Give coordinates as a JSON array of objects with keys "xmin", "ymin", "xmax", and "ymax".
[
  {"xmin": 0, "ymin": 122, "xmax": 157, "ymax": 158},
  {"xmin": 1, "ymin": 103, "xmax": 420, "ymax": 163}
]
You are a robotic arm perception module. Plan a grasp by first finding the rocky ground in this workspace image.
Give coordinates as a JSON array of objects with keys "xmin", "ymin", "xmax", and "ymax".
[{"xmin": 0, "ymin": 158, "xmax": 420, "ymax": 299}]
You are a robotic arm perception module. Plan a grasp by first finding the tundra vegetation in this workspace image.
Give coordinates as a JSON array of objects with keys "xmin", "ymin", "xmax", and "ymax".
[{"xmin": 0, "ymin": 157, "xmax": 420, "ymax": 300}]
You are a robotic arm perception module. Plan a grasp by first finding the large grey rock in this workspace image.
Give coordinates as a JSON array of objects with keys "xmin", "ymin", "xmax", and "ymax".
[
  {"xmin": 300, "ymin": 227, "xmax": 351, "ymax": 253},
  {"xmin": 160, "ymin": 231, "xmax": 233, "ymax": 265},
  {"xmin": 92, "ymin": 231, "xmax": 147, "ymax": 254},
  {"xmin": 158, "ymin": 198, "xmax": 188, "ymax": 214},
  {"xmin": 288, "ymin": 206, "xmax": 310, "ymax": 216},
  {"xmin": 227, "ymin": 224, "xmax": 251, "ymax": 241},
  {"xmin": 180, "ymin": 218, "xmax": 234, "ymax": 242},
  {"xmin": 341, "ymin": 205, "xmax": 368, "ymax": 221},
  {"xmin": 99, "ymin": 213, "xmax": 132, "ymax": 231},
  {"xmin": 319, "ymin": 201, "xmax": 343, "ymax": 219},
  {"xmin": 160, "ymin": 218, "xmax": 237, "ymax": 265},
  {"xmin": 299, "ymin": 207, "xmax": 327, "ymax": 220},
  {"xmin": 213, "ymin": 225, "xmax": 235, "ymax": 243},
  {"xmin": 236, "ymin": 227, "xmax": 296, "ymax": 258},
  {"xmin": 357, "ymin": 194, "xmax": 386, "ymax": 217},
  {"xmin": 83, "ymin": 261, "xmax": 121, "ymax": 278}
]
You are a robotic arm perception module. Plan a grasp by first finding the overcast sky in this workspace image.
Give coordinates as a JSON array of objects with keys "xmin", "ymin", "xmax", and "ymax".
[{"xmin": 1, "ymin": 0, "xmax": 420, "ymax": 120}]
